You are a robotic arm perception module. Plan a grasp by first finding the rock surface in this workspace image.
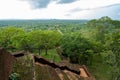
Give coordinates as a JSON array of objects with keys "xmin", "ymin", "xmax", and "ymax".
[
  {"xmin": 0, "ymin": 48, "xmax": 15, "ymax": 80},
  {"xmin": 0, "ymin": 48, "xmax": 95, "ymax": 80}
]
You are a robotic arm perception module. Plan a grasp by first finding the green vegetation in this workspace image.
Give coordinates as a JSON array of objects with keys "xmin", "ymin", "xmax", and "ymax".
[
  {"xmin": 13, "ymin": 54, "xmax": 34, "ymax": 80},
  {"xmin": 40, "ymin": 49, "xmax": 61, "ymax": 62},
  {"xmin": 9, "ymin": 73, "xmax": 20, "ymax": 80},
  {"xmin": 0, "ymin": 16, "xmax": 120, "ymax": 80}
]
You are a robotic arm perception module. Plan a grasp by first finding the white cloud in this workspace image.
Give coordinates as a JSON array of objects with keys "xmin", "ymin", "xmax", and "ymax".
[
  {"xmin": 68, "ymin": 0, "xmax": 120, "ymax": 10},
  {"xmin": 0, "ymin": 0, "xmax": 120, "ymax": 19},
  {"xmin": 0, "ymin": 0, "xmax": 33, "ymax": 19}
]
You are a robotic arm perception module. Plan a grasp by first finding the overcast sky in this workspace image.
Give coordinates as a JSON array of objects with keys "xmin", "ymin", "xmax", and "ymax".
[{"xmin": 0, "ymin": 0, "xmax": 120, "ymax": 20}]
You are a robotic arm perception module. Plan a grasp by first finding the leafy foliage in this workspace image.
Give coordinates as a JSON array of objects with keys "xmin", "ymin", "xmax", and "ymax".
[
  {"xmin": 9, "ymin": 73, "xmax": 20, "ymax": 80},
  {"xmin": 61, "ymin": 32, "xmax": 94, "ymax": 65},
  {"xmin": 0, "ymin": 16, "xmax": 120, "ymax": 80}
]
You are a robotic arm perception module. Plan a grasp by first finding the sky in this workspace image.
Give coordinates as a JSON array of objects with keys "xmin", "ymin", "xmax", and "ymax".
[{"xmin": 0, "ymin": 0, "xmax": 120, "ymax": 20}]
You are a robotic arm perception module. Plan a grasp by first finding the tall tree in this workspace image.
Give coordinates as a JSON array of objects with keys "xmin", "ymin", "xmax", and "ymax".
[{"xmin": 104, "ymin": 31, "xmax": 120, "ymax": 80}]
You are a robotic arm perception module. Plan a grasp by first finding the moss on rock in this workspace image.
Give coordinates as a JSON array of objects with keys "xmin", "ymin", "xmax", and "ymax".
[{"xmin": 13, "ymin": 54, "xmax": 34, "ymax": 80}]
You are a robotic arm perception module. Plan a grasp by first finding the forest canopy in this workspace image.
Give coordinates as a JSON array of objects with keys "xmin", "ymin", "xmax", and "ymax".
[{"xmin": 0, "ymin": 16, "xmax": 120, "ymax": 80}]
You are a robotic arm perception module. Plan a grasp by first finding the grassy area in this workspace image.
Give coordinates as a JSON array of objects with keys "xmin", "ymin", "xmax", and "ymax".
[
  {"xmin": 36, "ymin": 49, "xmax": 111, "ymax": 80},
  {"xmin": 38, "ymin": 49, "xmax": 61, "ymax": 62}
]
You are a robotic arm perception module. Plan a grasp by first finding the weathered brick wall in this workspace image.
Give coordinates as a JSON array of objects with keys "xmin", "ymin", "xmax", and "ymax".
[{"xmin": 0, "ymin": 48, "xmax": 15, "ymax": 80}]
